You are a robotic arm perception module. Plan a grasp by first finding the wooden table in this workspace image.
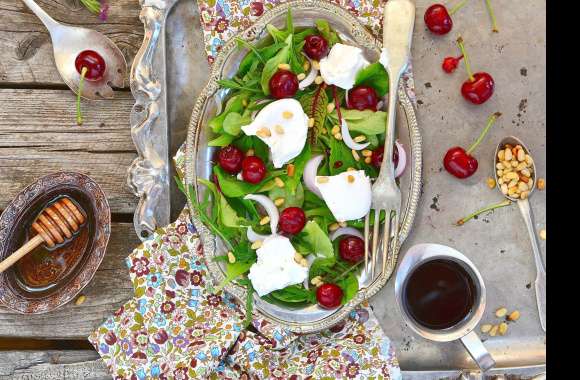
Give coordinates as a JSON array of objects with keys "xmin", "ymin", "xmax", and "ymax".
[
  {"xmin": 0, "ymin": 1, "xmax": 143, "ymax": 377},
  {"xmin": 0, "ymin": 0, "xmax": 547, "ymax": 378}
]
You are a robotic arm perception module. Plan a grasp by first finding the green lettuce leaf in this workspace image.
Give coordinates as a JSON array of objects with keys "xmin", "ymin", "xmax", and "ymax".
[
  {"xmin": 330, "ymin": 109, "xmax": 388, "ymax": 135},
  {"xmin": 268, "ymin": 182, "xmax": 304, "ymax": 208},
  {"xmin": 355, "ymin": 62, "xmax": 389, "ymax": 97},
  {"xmin": 223, "ymin": 112, "xmax": 251, "ymax": 136},
  {"xmin": 298, "ymin": 220, "xmax": 334, "ymax": 260}
]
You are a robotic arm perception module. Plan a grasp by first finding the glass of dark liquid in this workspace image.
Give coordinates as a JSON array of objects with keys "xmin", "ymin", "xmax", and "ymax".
[{"xmin": 395, "ymin": 243, "xmax": 495, "ymax": 372}]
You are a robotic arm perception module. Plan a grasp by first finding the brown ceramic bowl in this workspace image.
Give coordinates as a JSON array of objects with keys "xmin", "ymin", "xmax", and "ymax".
[{"xmin": 0, "ymin": 172, "xmax": 111, "ymax": 314}]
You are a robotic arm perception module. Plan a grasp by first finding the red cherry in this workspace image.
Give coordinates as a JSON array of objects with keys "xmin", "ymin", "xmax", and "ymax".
[
  {"xmin": 217, "ymin": 145, "xmax": 244, "ymax": 174},
  {"xmin": 443, "ymin": 112, "xmax": 501, "ymax": 179},
  {"xmin": 339, "ymin": 236, "xmax": 365, "ymax": 263},
  {"xmin": 269, "ymin": 70, "xmax": 299, "ymax": 99},
  {"xmin": 443, "ymin": 147, "xmax": 478, "ymax": 179},
  {"xmin": 303, "ymin": 35, "xmax": 329, "ymax": 61},
  {"xmin": 316, "ymin": 283, "xmax": 343, "ymax": 309},
  {"xmin": 278, "ymin": 207, "xmax": 306, "ymax": 234},
  {"xmin": 370, "ymin": 144, "xmax": 399, "ymax": 169},
  {"xmin": 461, "ymin": 72, "xmax": 495, "ymax": 105},
  {"xmin": 442, "ymin": 55, "xmax": 463, "ymax": 73},
  {"xmin": 347, "ymin": 86, "xmax": 379, "ymax": 111},
  {"xmin": 75, "ymin": 50, "xmax": 106, "ymax": 81},
  {"xmin": 241, "ymin": 156, "xmax": 266, "ymax": 184},
  {"xmin": 424, "ymin": 4, "xmax": 453, "ymax": 35}
]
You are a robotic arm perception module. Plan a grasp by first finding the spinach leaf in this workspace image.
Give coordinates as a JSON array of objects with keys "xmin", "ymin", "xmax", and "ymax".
[
  {"xmin": 285, "ymin": 144, "xmax": 311, "ymax": 194},
  {"xmin": 218, "ymin": 193, "xmax": 247, "ymax": 228},
  {"xmin": 223, "ymin": 112, "xmax": 251, "ymax": 136},
  {"xmin": 329, "ymin": 131, "xmax": 359, "ymax": 174},
  {"xmin": 308, "ymin": 257, "xmax": 338, "ymax": 280},
  {"xmin": 232, "ymin": 240, "xmax": 257, "ymax": 263},
  {"xmin": 208, "ymin": 133, "xmax": 235, "ymax": 147},
  {"xmin": 315, "ymin": 19, "xmax": 341, "ymax": 46},
  {"xmin": 329, "ymin": 109, "xmax": 388, "ymax": 135},
  {"xmin": 298, "ymin": 220, "xmax": 334, "ymax": 260},
  {"xmin": 208, "ymin": 94, "xmax": 247, "ymax": 133},
  {"xmin": 337, "ymin": 272, "xmax": 359, "ymax": 304},
  {"xmin": 213, "ymin": 166, "xmax": 265, "ymax": 198},
  {"xmin": 217, "ymin": 79, "xmax": 262, "ymax": 93},
  {"xmin": 268, "ymin": 182, "xmax": 304, "ymax": 208},
  {"xmin": 217, "ymin": 261, "xmax": 253, "ymax": 292},
  {"xmin": 268, "ymin": 285, "xmax": 316, "ymax": 303},
  {"xmin": 355, "ymin": 62, "xmax": 389, "ymax": 97},
  {"xmin": 289, "ymin": 40, "xmax": 306, "ymax": 74},
  {"xmin": 294, "ymin": 28, "xmax": 317, "ymax": 44},
  {"xmin": 235, "ymin": 37, "xmax": 265, "ymax": 64},
  {"xmin": 261, "ymin": 34, "xmax": 292, "ymax": 94}
]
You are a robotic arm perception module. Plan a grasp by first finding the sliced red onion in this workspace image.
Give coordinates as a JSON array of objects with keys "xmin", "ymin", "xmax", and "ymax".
[
  {"xmin": 330, "ymin": 226, "xmax": 364, "ymax": 241},
  {"xmin": 244, "ymin": 194, "xmax": 279, "ymax": 235},
  {"xmin": 247, "ymin": 226, "xmax": 269, "ymax": 242},
  {"xmin": 251, "ymin": 110, "xmax": 259, "ymax": 120},
  {"xmin": 395, "ymin": 140, "xmax": 407, "ymax": 178},
  {"xmin": 236, "ymin": 172, "xmax": 243, "ymax": 181},
  {"xmin": 303, "ymin": 155, "xmax": 324, "ymax": 198},
  {"xmin": 345, "ymin": 89, "xmax": 349, "ymax": 106},
  {"xmin": 299, "ymin": 55, "xmax": 318, "ymax": 90},
  {"xmin": 303, "ymin": 254, "xmax": 317, "ymax": 290},
  {"xmin": 340, "ymin": 119, "xmax": 370, "ymax": 151}
]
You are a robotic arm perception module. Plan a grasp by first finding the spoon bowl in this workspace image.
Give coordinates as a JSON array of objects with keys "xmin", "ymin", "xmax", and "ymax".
[
  {"xmin": 493, "ymin": 136, "xmax": 537, "ymax": 201},
  {"xmin": 22, "ymin": 0, "xmax": 127, "ymax": 100}
]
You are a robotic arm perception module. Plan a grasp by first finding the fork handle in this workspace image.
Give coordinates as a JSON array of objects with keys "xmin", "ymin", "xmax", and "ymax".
[{"xmin": 377, "ymin": 73, "xmax": 403, "ymax": 183}]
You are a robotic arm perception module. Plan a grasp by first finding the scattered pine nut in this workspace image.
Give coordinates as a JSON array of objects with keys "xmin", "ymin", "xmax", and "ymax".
[
  {"xmin": 539, "ymin": 229, "xmax": 546, "ymax": 240},
  {"xmin": 334, "ymin": 133, "xmax": 342, "ymax": 140},
  {"xmin": 517, "ymin": 149, "xmax": 526, "ymax": 162},
  {"xmin": 520, "ymin": 191, "xmax": 529, "ymax": 200},
  {"xmin": 489, "ymin": 325, "xmax": 499, "ymax": 337},
  {"xmin": 274, "ymin": 198, "xmax": 285, "ymax": 206},
  {"xmin": 314, "ymin": 76, "xmax": 324, "ymax": 85},
  {"xmin": 257, "ymin": 127, "xmax": 271, "ymax": 138},
  {"xmin": 308, "ymin": 118, "xmax": 315, "ymax": 128},
  {"xmin": 278, "ymin": 63, "xmax": 291, "ymax": 70},
  {"xmin": 504, "ymin": 148, "xmax": 513, "ymax": 161},
  {"xmin": 331, "ymin": 125, "xmax": 340, "ymax": 135},
  {"xmin": 227, "ymin": 251, "xmax": 236, "ymax": 264},
  {"xmin": 537, "ymin": 178, "xmax": 545, "ymax": 190},
  {"xmin": 347, "ymin": 175, "xmax": 355, "ymax": 183},
  {"xmin": 507, "ymin": 310, "xmax": 521, "ymax": 321},
  {"xmin": 259, "ymin": 216, "xmax": 270, "ymax": 225},
  {"xmin": 287, "ymin": 164, "xmax": 295, "ymax": 177},
  {"xmin": 486, "ymin": 177, "xmax": 496, "ymax": 189},
  {"xmin": 294, "ymin": 252, "xmax": 304, "ymax": 263},
  {"xmin": 300, "ymin": 258, "xmax": 309, "ymax": 267},
  {"xmin": 497, "ymin": 150, "xmax": 505, "ymax": 161},
  {"xmin": 480, "ymin": 324, "xmax": 492, "ymax": 333},
  {"xmin": 303, "ymin": 60, "xmax": 311, "ymax": 71},
  {"xmin": 312, "ymin": 60, "xmax": 320, "ymax": 70},
  {"xmin": 329, "ymin": 222, "xmax": 340, "ymax": 231},
  {"xmin": 251, "ymin": 240, "xmax": 263, "ymax": 250},
  {"xmin": 339, "ymin": 221, "xmax": 347, "ymax": 228},
  {"xmin": 75, "ymin": 295, "xmax": 86, "ymax": 306},
  {"xmin": 496, "ymin": 163, "xmax": 504, "ymax": 170},
  {"xmin": 297, "ymin": 73, "xmax": 306, "ymax": 81},
  {"xmin": 242, "ymin": 99, "xmax": 248, "ymax": 107},
  {"xmin": 327, "ymin": 103, "xmax": 336, "ymax": 113},
  {"xmin": 498, "ymin": 322, "xmax": 508, "ymax": 336},
  {"xmin": 351, "ymin": 149, "xmax": 360, "ymax": 161},
  {"xmin": 525, "ymin": 154, "xmax": 533, "ymax": 165},
  {"xmin": 501, "ymin": 184, "xmax": 508, "ymax": 195},
  {"xmin": 274, "ymin": 177, "xmax": 285, "ymax": 188},
  {"xmin": 354, "ymin": 135, "xmax": 366, "ymax": 143},
  {"xmin": 362, "ymin": 149, "xmax": 373, "ymax": 157},
  {"xmin": 364, "ymin": 157, "xmax": 372, "ymax": 164},
  {"xmin": 317, "ymin": 176, "xmax": 329, "ymax": 184},
  {"xmin": 495, "ymin": 307, "xmax": 508, "ymax": 318},
  {"xmin": 275, "ymin": 125, "xmax": 285, "ymax": 134},
  {"xmin": 246, "ymin": 148, "xmax": 255, "ymax": 156}
]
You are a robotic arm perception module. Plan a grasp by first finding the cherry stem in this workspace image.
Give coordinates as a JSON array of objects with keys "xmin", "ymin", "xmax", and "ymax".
[
  {"xmin": 484, "ymin": 0, "xmax": 499, "ymax": 33},
  {"xmin": 456, "ymin": 37, "xmax": 474, "ymax": 82},
  {"xmin": 76, "ymin": 67, "xmax": 88, "ymax": 126},
  {"xmin": 449, "ymin": 0, "xmax": 469, "ymax": 15},
  {"xmin": 329, "ymin": 260, "xmax": 363, "ymax": 283},
  {"xmin": 466, "ymin": 112, "xmax": 501, "ymax": 155},
  {"xmin": 455, "ymin": 199, "xmax": 511, "ymax": 226}
]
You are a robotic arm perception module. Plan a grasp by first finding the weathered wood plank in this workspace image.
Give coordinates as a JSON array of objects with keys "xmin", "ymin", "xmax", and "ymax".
[
  {"xmin": 0, "ymin": 223, "xmax": 138, "ymax": 339},
  {"xmin": 0, "ymin": 88, "xmax": 138, "ymax": 214},
  {"xmin": 0, "ymin": 350, "xmax": 110, "ymax": 380},
  {"xmin": 0, "ymin": 0, "xmax": 142, "ymax": 86}
]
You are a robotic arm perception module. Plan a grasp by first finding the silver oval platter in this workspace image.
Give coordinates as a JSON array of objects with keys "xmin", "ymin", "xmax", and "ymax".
[{"xmin": 185, "ymin": 0, "xmax": 422, "ymax": 333}]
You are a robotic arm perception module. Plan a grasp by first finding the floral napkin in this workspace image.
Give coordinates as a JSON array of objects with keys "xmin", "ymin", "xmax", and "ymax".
[{"xmin": 88, "ymin": 0, "xmax": 418, "ymax": 378}]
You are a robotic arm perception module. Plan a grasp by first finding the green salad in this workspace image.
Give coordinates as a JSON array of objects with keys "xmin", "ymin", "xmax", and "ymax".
[{"xmin": 181, "ymin": 10, "xmax": 405, "ymax": 325}]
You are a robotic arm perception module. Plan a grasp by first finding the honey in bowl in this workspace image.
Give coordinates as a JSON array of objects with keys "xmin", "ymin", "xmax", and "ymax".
[{"xmin": 14, "ymin": 196, "xmax": 89, "ymax": 293}]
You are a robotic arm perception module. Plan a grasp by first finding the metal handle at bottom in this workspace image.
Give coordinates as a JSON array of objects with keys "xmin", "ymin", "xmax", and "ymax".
[{"xmin": 460, "ymin": 331, "xmax": 496, "ymax": 372}]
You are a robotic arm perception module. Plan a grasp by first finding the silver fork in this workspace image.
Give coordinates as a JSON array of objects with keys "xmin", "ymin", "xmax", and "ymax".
[{"xmin": 365, "ymin": 0, "xmax": 415, "ymax": 280}]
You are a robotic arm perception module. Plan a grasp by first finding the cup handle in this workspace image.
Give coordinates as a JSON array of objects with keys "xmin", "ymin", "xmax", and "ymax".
[{"xmin": 460, "ymin": 331, "xmax": 496, "ymax": 372}]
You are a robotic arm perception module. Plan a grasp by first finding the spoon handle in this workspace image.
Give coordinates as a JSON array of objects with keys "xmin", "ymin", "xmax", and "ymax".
[
  {"xmin": 0, "ymin": 235, "xmax": 44, "ymax": 274},
  {"xmin": 21, "ymin": 0, "xmax": 60, "ymax": 34},
  {"xmin": 517, "ymin": 198, "xmax": 546, "ymax": 332}
]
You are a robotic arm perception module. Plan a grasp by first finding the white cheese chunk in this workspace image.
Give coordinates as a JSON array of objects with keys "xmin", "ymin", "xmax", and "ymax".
[
  {"xmin": 247, "ymin": 235, "xmax": 309, "ymax": 297},
  {"xmin": 241, "ymin": 99, "xmax": 308, "ymax": 168},
  {"xmin": 319, "ymin": 43, "xmax": 370, "ymax": 90},
  {"xmin": 314, "ymin": 170, "xmax": 372, "ymax": 222}
]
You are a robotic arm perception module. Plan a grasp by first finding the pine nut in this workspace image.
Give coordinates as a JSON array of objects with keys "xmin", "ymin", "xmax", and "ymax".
[
  {"xmin": 274, "ymin": 177, "xmax": 285, "ymax": 188},
  {"xmin": 518, "ymin": 182, "xmax": 528, "ymax": 192},
  {"xmin": 329, "ymin": 222, "xmax": 339, "ymax": 231},
  {"xmin": 540, "ymin": 229, "xmax": 546, "ymax": 240},
  {"xmin": 228, "ymin": 251, "xmax": 236, "ymax": 264},
  {"xmin": 520, "ymin": 191, "xmax": 529, "ymax": 200},
  {"xmin": 505, "ymin": 172, "xmax": 519, "ymax": 180},
  {"xmin": 354, "ymin": 135, "xmax": 366, "ymax": 143},
  {"xmin": 300, "ymin": 258, "xmax": 308, "ymax": 267},
  {"xmin": 499, "ymin": 322, "xmax": 508, "ymax": 336},
  {"xmin": 274, "ymin": 198, "xmax": 285, "ymax": 206},
  {"xmin": 308, "ymin": 118, "xmax": 315, "ymax": 128},
  {"xmin": 498, "ymin": 178, "xmax": 504, "ymax": 185},
  {"xmin": 481, "ymin": 324, "xmax": 493, "ymax": 333},
  {"xmin": 495, "ymin": 307, "xmax": 508, "ymax": 318},
  {"xmin": 75, "ymin": 295, "xmax": 86, "ymax": 306},
  {"xmin": 362, "ymin": 149, "xmax": 373, "ymax": 157},
  {"xmin": 312, "ymin": 60, "xmax": 320, "ymax": 70},
  {"xmin": 507, "ymin": 310, "xmax": 521, "ymax": 321},
  {"xmin": 257, "ymin": 127, "xmax": 271, "ymax": 138},
  {"xmin": 351, "ymin": 149, "xmax": 360, "ymax": 161},
  {"xmin": 503, "ymin": 166, "xmax": 513, "ymax": 173},
  {"xmin": 516, "ymin": 162, "xmax": 527, "ymax": 171},
  {"xmin": 334, "ymin": 133, "xmax": 342, "ymax": 140},
  {"xmin": 246, "ymin": 148, "xmax": 255, "ymax": 156},
  {"xmin": 282, "ymin": 110, "xmax": 294, "ymax": 119},
  {"xmin": 347, "ymin": 175, "xmax": 355, "ymax": 183},
  {"xmin": 511, "ymin": 193, "xmax": 520, "ymax": 199},
  {"xmin": 278, "ymin": 63, "xmax": 291, "ymax": 70},
  {"xmin": 486, "ymin": 177, "xmax": 496, "ymax": 189},
  {"xmin": 489, "ymin": 325, "xmax": 499, "ymax": 337},
  {"xmin": 287, "ymin": 164, "xmax": 295, "ymax": 177},
  {"xmin": 504, "ymin": 148, "xmax": 513, "ymax": 161},
  {"xmin": 497, "ymin": 170, "xmax": 503, "ymax": 177},
  {"xmin": 317, "ymin": 176, "xmax": 329, "ymax": 184},
  {"xmin": 297, "ymin": 73, "xmax": 306, "ymax": 81},
  {"xmin": 303, "ymin": 60, "xmax": 311, "ymax": 71},
  {"xmin": 327, "ymin": 103, "xmax": 335, "ymax": 113},
  {"xmin": 527, "ymin": 181, "xmax": 534, "ymax": 190},
  {"xmin": 331, "ymin": 125, "xmax": 340, "ymax": 135},
  {"xmin": 259, "ymin": 216, "xmax": 270, "ymax": 225},
  {"xmin": 496, "ymin": 163, "xmax": 504, "ymax": 170},
  {"xmin": 521, "ymin": 169, "xmax": 531, "ymax": 177},
  {"xmin": 314, "ymin": 76, "xmax": 324, "ymax": 85},
  {"xmin": 517, "ymin": 149, "xmax": 525, "ymax": 162},
  {"xmin": 537, "ymin": 178, "xmax": 545, "ymax": 190},
  {"xmin": 511, "ymin": 160, "xmax": 519, "ymax": 168},
  {"xmin": 501, "ymin": 184, "xmax": 508, "ymax": 194},
  {"xmin": 525, "ymin": 154, "xmax": 533, "ymax": 165},
  {"xmin": 242, "ymin": 99, "xmax": 248, "ymax": 107},
  {"xmin": 251, "ymin": 240, "xmax": 263, "ymax": 250},
  {"xmin": 294, "ymin": 252, "xmax": 304, "ymax": 263},
  {"xmin": 275, "ymin": 125, "xmax": 285, "ymax": 134},
  {"xmin": 498, "ymin": 150, "xmax": 505, "ymax": 161},
  {"xmin": 364, "ymin": 157, "xmax": 372, "ymax": 164}
]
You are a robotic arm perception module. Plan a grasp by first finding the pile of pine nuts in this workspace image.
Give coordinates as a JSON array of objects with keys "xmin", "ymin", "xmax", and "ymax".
[{"xmin": 496, "ymin": 144, "xmax": 534, "ymax": 199}]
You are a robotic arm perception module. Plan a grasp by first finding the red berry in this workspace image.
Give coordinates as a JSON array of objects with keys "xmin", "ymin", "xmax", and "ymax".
[
  {"xmin": 347, "ymin": 86, "xmax": 379, "ymax": 111},
  {"xmin": 339, "ymin": 236, "xmax": 365, "ymax": 263},
  {"xmin": 461, "ymin": 72, "xmax": 495, "ymax": 105},
  {"xmin": 370, "ymin": 145, "xmax": 399, "ymax": 169},
  {"xmin": 278, "ymin": 207, "xmax": 306, "ymax": 234},
  {"xmin": 75, "ymin": 50, "xmax": 106, "ymax": 81},
  {"xmin": 217, "ymin": 145, "xmax": 244, "ymax": 174},
  {"xmin": 269, "ymin": 70, "xmax": 299, "ymax": 99},
  {"xmin": 442, "ymin": 55, "xmax": 463, "ymax": 73},
  {"xmin": 316, "ymin": 283, "xmax": 343, "ymax": 309},
  {"xmin": 443, "ymin": 147, "xmax": 478, "ymax": 179},
  {"xmin": 241, "ymin": 156, "xmax": 266, "ymax": 184},
  {"xmin": 424, "ymin": 4, "xmax": 453, "ymax": 35},
  {"xmin": 303, "ymin": 35, "xmax": 329, "ymax": 61}
]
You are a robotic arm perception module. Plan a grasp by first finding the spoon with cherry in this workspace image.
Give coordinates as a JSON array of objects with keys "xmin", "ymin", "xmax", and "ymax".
[{"xmin": 21, "ymin": 0, "xmax": 127, "ymax": 122}]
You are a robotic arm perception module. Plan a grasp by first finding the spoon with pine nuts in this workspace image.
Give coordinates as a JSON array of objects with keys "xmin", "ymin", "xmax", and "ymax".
[{"xmin": 493, "ymin": 136, "xmax": 545, "ymax": 332}]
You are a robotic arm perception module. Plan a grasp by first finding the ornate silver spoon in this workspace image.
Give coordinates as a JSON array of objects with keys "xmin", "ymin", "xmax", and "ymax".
[{"xmin": 21, "ymin": 0, "xmax": 127, "ymax": 99}]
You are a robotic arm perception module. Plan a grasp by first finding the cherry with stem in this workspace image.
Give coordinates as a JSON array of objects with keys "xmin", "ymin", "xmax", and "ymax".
[
  {"xmin": 457, "ymin": 36, "xmax": 494, "ymax": 105},
  {"xmin": 455, "ymin": 199, "xmax": 511, "ymax": 225},
  {"xmin": 443, "ymin": 112, "xmax": 501, "ymax": 179},
  {"xmin": 484, "ymin": 0, "xmax": 499, "ymax": 33},
  {"xmin": 424, "ymin": 0, "xmax": 469, "ymax": 35}
]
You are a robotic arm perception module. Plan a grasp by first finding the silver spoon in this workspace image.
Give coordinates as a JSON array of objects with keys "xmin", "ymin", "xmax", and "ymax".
[
  {"xmin": 22, "ymin": 0, "xmax": 127, "ymax": 99},
  {"xmin": 494, "ymin": 136, "xmax": 546, "ymax": 332}
]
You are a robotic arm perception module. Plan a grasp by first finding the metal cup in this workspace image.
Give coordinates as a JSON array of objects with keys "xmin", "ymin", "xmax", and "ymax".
[{"xmin": 394, "ymin": 243, "xmax": 496, "ymax": 372}]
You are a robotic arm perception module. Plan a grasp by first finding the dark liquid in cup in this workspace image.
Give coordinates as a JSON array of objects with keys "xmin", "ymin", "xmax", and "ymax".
[{"xmin": 403, "ymin": 259, "xmax": 477, "ymax": 330}]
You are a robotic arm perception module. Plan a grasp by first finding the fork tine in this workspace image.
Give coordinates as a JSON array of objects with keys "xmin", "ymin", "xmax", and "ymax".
[
  {"xmin": 380, "ymin": 211, "xmax": 392, "ymax": 277},
  {"xmin": 371, "ymin": 210, "xmax": 381, "ymax": 279},
  {"xmin": 364, "ymin": 214, "xmax": 370, "ymax": 276}
]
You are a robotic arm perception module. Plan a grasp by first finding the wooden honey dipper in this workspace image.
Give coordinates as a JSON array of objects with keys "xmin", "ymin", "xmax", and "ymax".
[{"xmin": 0, "ymin": 198, "xmax": 85, "ymax": 273}]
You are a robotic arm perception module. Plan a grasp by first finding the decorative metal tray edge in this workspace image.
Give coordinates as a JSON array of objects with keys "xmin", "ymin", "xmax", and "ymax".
[{"xmin": 183, "ymin": 0, "xmax": 422, "ymax": 333}]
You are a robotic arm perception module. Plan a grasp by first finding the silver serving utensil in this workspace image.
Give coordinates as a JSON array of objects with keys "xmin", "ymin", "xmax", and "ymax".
[
  {"xmin": 494, "ymin": 136, "xmax": 546, "ymax": 332},
  {"xmin": 22, "ymin": 0, "xmax": 127, "ymax": 99},
  {"xmin": 365, "ymin": 0, "xmax": 414, "ymax": 280}
]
